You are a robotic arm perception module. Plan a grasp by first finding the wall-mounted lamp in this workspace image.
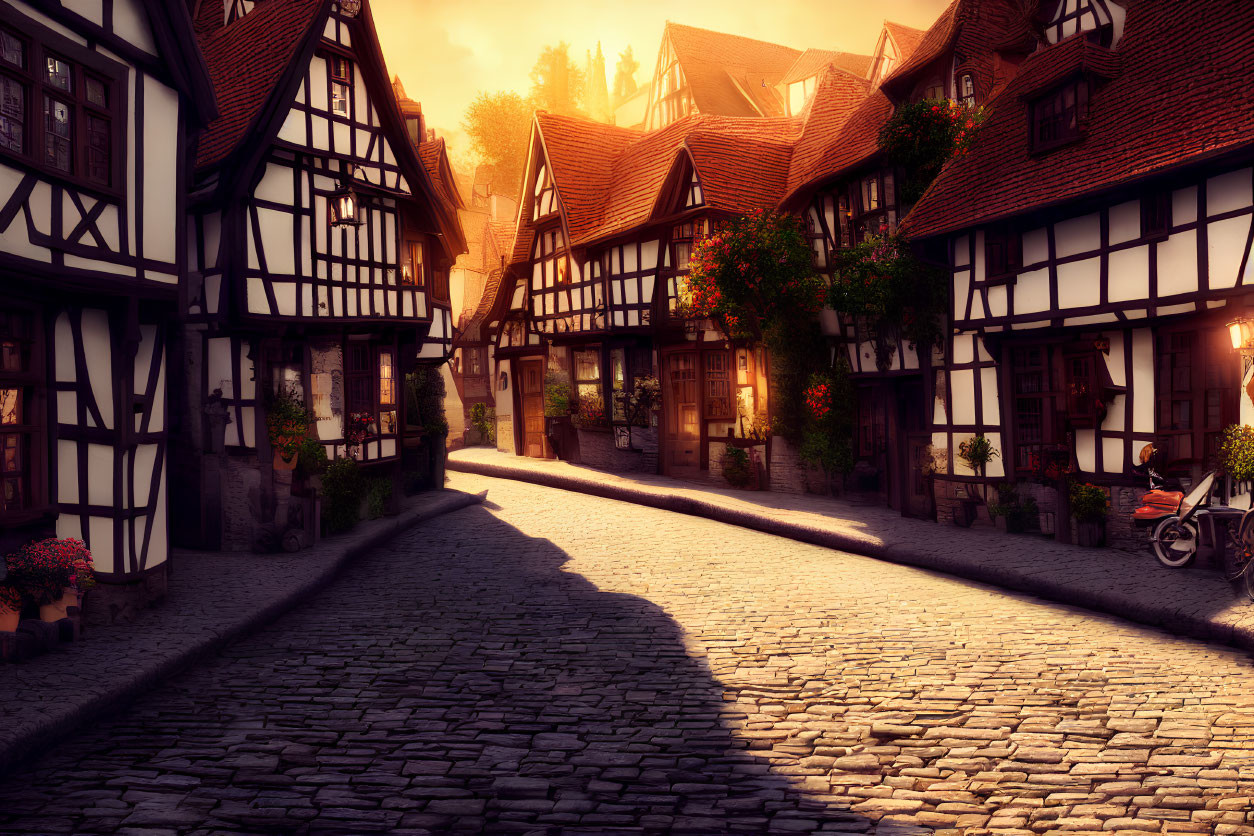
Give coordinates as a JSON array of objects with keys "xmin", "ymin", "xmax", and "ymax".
[
  {"xmin": 1229, "ymin": 316, "xmax": 1254, "ymax": 352},
  {"xmin": 330, "ymin": 167, "xmax": 363, "ymax": 227}
]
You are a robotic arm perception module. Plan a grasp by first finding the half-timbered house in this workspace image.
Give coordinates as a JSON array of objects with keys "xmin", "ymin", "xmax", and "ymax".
[
  {"xmin": 176, "ymin": 0, "xmax": 463, "ymax": 550},
  {"xmin": 0, "ymin": 0, "xmax": 215, "ymax": 615},
  {"xmin": 778, "ymin": 3, "xmax": 1034, "ymax": 515},
  {"xmin": 903, "ymin": 0, "xmax": 1254, "ymax": 545}
]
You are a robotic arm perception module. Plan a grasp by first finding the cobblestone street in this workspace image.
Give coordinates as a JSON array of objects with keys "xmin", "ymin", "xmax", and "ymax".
[{"xmin": 2, "ymin": 474, "xmax": 1254, "ymax": 834}]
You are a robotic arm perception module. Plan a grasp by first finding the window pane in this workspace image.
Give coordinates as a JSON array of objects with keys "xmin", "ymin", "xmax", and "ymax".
[
  {"xmin": 379, "ymin": 351, "xmax": 394, "ymax": 405},
  {"xmin": 574, "ymin": 349, "xmax": 600, "ymax": 382},
  {"xmin": 44, "ymin": 96, "xmax": 71, "ymax": 172},
  {"xmin": 0, "ymin": 77, "xmax": 22, "ymax": 153},
  {"xmin": 0, "ymin": 388, "xmax": 19, "ymax": 424},
  {"xmin": 86, "ymin": 114, "xmax": 109, "ymax": 184},
  {"xmin": 1, "ymin": 432, "xmax": 19, "ymax": 470},
  {"xmin": 331, "ymin": 82, "xmax": 349, "ymax": 116},
  {"xmin": 0, "ymin": 32, "xmax": 22, "ymax": 68},
  {"xmin": 85, "ymin": 76, "xmax": 107, "ymax": 108},
  {"xmin": 45, "ymin": 55, "xmax": 71, "ymax": 92}
]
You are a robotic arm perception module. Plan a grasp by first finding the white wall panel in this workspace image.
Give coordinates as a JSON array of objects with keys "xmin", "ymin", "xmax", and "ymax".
[
  {"xmin": 1108, "ymin": 245, "xmax": 1149, "ymax": 302},
  {"xmin": 1208, "ymin": 214, "xmax": 1251, "ymax": 289},
  {"xmin": 142, "ymin": 75, "xmax": 179, "ymax": 264},
  {"xmin": 1056, "ymin": 258, "xmax": 1101, "ymax": 308},
  {"xmin": 82, "ymin": 309, "xmax": 113, "ymax": 429},
  {"xmin": 1108, "ymin": 200, "xmax": 1140, "ymax": 245},
  {"xmin": 1156, "ymin": 230, "xmax": 1198, "ymax": 296},
  {"xmin": 1208, "ymin": 168, "xmax": 1252, "ymax": 217}
]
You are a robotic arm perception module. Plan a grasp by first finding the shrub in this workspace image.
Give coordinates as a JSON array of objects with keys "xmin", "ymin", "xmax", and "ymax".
[
  {"xmin": 469, "ymin": 402, "xmax": 497, "ymax": 444},
  {"xmin": 266, "ymin": 387, "xmax": 310, "ymax": 461},
  {"xmin": 1070, "ymin": 481, "xmax": 1109, "ymax": 523},
  {"xmin": 366, "ymin": 477, "xmax": 392, "ymax": 520},
  {"xmin": 544, "ymin": 370, "xmax": 573, "ymax": 417},
  {"xmin": 321, "ymin": 457, "xmax": 365, "ymax": 534},
  {"xmin": 6, "ymin": 538, "xmax": 93, "ymax": 605},
  {"xmin": 797, "ymin": 365, "xmax": 855, "ymax": 476},
  {"xmin": 721, "ymin": 446, "xmax": 754, "ymax": 489},
  {"xmin": 1218, "ymin": 424, "xmax": 1254, "ymax": 481},
  {"xmin": 878, "ymin": 98, "xmax": 986, "ymax": 205},
  {"xmin": 406, "ymin": 366, "xmax": 449, "ymax": 437},
  {"xmin": 957, "ymin": 435, "xmax": 998, "ymax": 472},
  {"xmin": 294, "ymin": 436, "xmax": 328, "ymax": 480}
]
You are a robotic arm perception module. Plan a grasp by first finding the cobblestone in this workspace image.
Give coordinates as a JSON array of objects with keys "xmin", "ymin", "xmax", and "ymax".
[{"xmin": 0, "ymin": 476, "xmax": 1253, "ymax": 832}]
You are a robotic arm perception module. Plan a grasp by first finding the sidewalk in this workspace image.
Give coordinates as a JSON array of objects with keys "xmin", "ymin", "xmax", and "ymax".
[
  {"xmin": 0, "ymin": 488, "xmax": 485, "ymax": 778},
  {"xmin": 449, "ymin": 447, "xmax": 1254, "ymax": 652}
]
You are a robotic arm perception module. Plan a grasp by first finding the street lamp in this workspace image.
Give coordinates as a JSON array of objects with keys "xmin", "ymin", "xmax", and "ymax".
[{"xmin": 1229, "ymin": 316, "xmax": 1254, "ymax": 352}]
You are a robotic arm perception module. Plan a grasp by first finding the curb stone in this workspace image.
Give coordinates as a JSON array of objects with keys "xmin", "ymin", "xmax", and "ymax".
[
  {"xmin": 0, "ymin": 488, "xmax": 486, "ymax": 778},
  {"xmin": 449, "ymin": 458, "xmax": 1254, "ymax": 655}
]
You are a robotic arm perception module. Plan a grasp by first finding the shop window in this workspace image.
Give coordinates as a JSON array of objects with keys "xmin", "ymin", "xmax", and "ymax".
[
  {"xmin": 703, "ymin": 351, "xmax": 733, "ymax": 419},
  {"xmin": 0, "ymin": 308, "xmax": 42, "ymax": 518},
  {"xmin": 1155, "ymin": 329, "xmax": 1236, "ymax": 470},
  {"xmin": 573, "ymin": 347, "xmax": 603, "ymax": 420},
  {"xmin": 1011, "ymin": 346, "xmax": 1062, "ymax": 473},
  {"xmin": 378, "ymin": 349, "xmax": 396, "ymax": 435}
]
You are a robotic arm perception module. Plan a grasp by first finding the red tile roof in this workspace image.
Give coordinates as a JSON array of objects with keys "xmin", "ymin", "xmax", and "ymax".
[
  {"xmin": 785, "ymin": 67, "xmax": 874, "ymax": 199},
  {"xmin": 903, "ymin": 0, "xmax": 1254, "ymax": 239},
  {"xmin": 419, "ymin": 138, "xmax": 465, "ymax": 211},
  {"xmin": 879, "ymin": 0, "xmax": 961, "ymax": 96},
  {"xmin": 780, "ymin": 49, "xmax": 873, "ymax": 86},
  {"xmin": 194, "ymin": 0, "xmax": 324, "ymax": 169},
  {"xmin": 666, "ymin": 23, "xmax": 802, "ymax": 118}
]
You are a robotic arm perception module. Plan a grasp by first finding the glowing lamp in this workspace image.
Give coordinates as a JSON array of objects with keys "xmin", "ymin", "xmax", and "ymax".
[
  {"xmin": 330, "ymin": 180, "xmax": 362, "ymax": 227},
  {"xmin": 1229, "ymin": 317, "xmax": 1254, "ymax": 351}
]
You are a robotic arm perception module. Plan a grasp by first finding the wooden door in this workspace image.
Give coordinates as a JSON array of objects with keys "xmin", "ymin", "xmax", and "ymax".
[
  {"xmin": 666, "ymin": 353, "xmax": 699, "ymax": 469},
  {"xmin": 519, "ymin": 359, "xmax": 550, "ymax": 459}
]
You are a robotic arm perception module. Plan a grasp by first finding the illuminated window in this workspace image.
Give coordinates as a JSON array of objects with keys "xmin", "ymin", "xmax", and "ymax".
[
  {"xmin": 0, "ymin": 308, "xmax": 41, "ymax": 518},
  {"xmin": 378, "ymin": 349, "xmax": 396, "ymax": 435}
]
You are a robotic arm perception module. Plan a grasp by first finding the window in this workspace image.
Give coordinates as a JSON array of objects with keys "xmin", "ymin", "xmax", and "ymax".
[
  {"xmin": 837, "ymin": 195, "xmax": 852, "ymax": 248},
  {"xmin": 1011, "ymin": 346, "xmax": 1063, "ymax": 473},
  {"xmin": 329, "ymin": 54, "xmax": 352, "ymax": 118},
  {"xmin": 703, "ymin": 350, "xmax": 733, "ymax": 419},
  {"xmin": 402, "ymin": 240, "xmax": 424, "ymax": 286},
  {"xmin": 532, "ymin": 162, "xmax": 556, "ymax": 220},
  {"xmin": 667, "ymin": 220, "xmax": 705, "ymax": 317},
  {"xmin": 429, "ymin": 267, "xmax": 449, "ymax": 303},
  {"xmin": 1031, "ymin": 77, "xmax": 1090, "ymax": 152},
  {"xmin": 1155, "ymin": 329, "xmax": 1236, "ymax": 471},
  {"xmin": 984, "ymin": 224, "xmax": 1021, "ymax": 280},
  {"xmin": 959, "ymin": 73, "xmax": 976, "ymax": 108},
  {"xmin": 0, "ymin": 22, "xmax": 119, "ymax": 189},
  {"xmin": 1047, "ymin": 0, "xmax": 1116, "ymax": 47},
  {"xmin": 1141, "ymin": 192, "xmax": 1171, "ymax": 240},
  {"xmin": 684, "ymin": 171, "xmax": 703, "ymax": 208},
  {"xmin": 923, "ymin": 82, "xmax": 945, "ymax": 101},
  {"xmin": 862, "ymin": 176, "xmax": 881, "ymax": 212},
  {"xmin": 378, "ymin": 349, "xmax": 396, "ymax": 435},
  {"xmin": 466, "ymin": 347, "xmax": 483, "ymax": 376},
  {"xmin": 0, "ymin": 308, "xmax": 43, "ymax": 519},
  {"xmin": 573, "ymin": 348, "xmax": 603, "ymax": 420}
]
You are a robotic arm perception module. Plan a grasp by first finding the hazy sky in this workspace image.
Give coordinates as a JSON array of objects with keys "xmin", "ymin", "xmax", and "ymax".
[{"xmin": 372, "ymin": 0, "xmax": 953, "ymax": 168}]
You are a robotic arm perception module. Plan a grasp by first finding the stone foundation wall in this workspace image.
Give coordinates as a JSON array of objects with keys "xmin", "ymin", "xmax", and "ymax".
[
  {"xmin": 496, "ymin": 417, "xmax": 515, "ymax": 455},
  {"xmin": 1108, "ymin": 485, "xmax": 1152, "ymax": 552},
  {"xmin": 768, "ymin": 436, "xmax": 808, "ymax": 494},
  {"xmin": 83, "ymin": 564, "xmax": 169, "ymax": 626},
  {"xmin": 575, "ymin": 427, "xmax": 659, "ymax": 474},
  {"xmin": 218, "ymin": 454, "xmax": 298, "ymax": 552}
]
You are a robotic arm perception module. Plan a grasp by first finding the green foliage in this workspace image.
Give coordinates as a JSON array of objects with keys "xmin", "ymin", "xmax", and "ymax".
[
  {"xmin": 530, "ymin": 42, "xmax": 585, "ymax": 116},
  {"xmin": 766, "ymin": 320, "xmax": 830, "ymax": 444},
  {"xmin": 294, "ymin": 436, "xmax": 328, "ymax": 480},
  {"xmin": 266, "ymin": 387, "xmax": 310, "ymax": 460},
  {"xmin": 461, "ymin": 91, "xmax": 533, "ymax": 199},
  {"xmin": 829, "ymin": 233, "xmax": 947, "ymax": 366},
  {"xmin": 989, "ymin": 483, "xmax": 1039, "ymax": 533},
  {"xmin": 321, "ymin": 457, "xmax": 365, "ymax": 535},
  {"xmin": 406, "ymin": 366, "xmax": 449, "ymax": 437},
  {"xmin": 1070, "ymin": 481, "xmax": 1110, "ymax": 523},
  {"xmin": 878, "ymin": 98, "xmax": 986, "ymax": 205},
  {"xmin": 573, "ymin": 391, "xmax": 607, "ymax": 428},
  {"xmin": 957, "ymin": 434, "xmax": 999, "ymax": 472},
  {"xmin": 685, "ymin": 209, "xmax": 826, "ymax": 341},
  {"xmin": 469, "ymin": 402, "xmax": 497, "ymax": 444},
  {"xmin": 720, "ymin": 445, "xmax": 754, "ymax": 489},
  {"xmin": 1218, "ymin": 424, "xmax": 1254, "ymax": 481},
  {"xmin": 366, "ymin": 477, "xmax": 392, "ymax": 520},
  {"xmin": 796, "ymin": 362, "xmax": 855, "ymax": 477},
  {"xmin": 544, "ymin": 369, "xmax": 573, "ymax": 417}
]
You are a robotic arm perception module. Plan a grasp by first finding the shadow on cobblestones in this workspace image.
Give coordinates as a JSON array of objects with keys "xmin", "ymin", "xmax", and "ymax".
[{"xmin": 0, "ymin": 507, "xmax": 921, "ymax": 835}]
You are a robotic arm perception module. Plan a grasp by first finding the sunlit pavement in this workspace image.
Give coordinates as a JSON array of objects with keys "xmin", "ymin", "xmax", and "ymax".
[{"xmin": 1, "ymin": 473, "xmax": 1252, "ymax": 834}]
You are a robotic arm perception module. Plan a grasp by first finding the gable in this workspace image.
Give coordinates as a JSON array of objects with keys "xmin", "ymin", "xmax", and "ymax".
[
  {"xmin": 272, "ymin": 24, "xmax": 411, "ymax": 194},
  {"xmin": 1044, "ymin": 0, "xmax": 1127, "ymax": 48}
]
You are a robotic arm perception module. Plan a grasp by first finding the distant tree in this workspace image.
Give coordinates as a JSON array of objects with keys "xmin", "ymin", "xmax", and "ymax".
[
  {"xmin": 461, "ymin": 91, "xmax": 533, "ymax": 202},
  {"xmin": 530, "ymin": 42, "xmax": 585, "ymax": 116},
  {"xmin": 612, "ymin": 45, "xmax": 639, "ymax": 106}
]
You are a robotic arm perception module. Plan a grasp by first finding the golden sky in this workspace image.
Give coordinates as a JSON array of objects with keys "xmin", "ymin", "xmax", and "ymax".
[{"xmin": 372, "ymin": 0, "xmax": 953, "ymax": 167}]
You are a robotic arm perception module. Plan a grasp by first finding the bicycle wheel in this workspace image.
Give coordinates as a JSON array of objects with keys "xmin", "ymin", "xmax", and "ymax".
[{"xmin": 1151, "ymin": 516, "xmax": 1197, "ymax": 567}]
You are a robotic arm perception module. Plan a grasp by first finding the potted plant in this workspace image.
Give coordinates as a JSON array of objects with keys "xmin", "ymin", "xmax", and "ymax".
[
  {"xmin": 957, "ymin": 434, "xmax": 998, "ymax": 475},
  {"xmin": 1218, "ymin": 424, "xmax": 1254, "ymax": 500},
  {"xmin": 267, "ymin": 387, "xmax": 311, "ymax": 471},
  {"xmin": 1070, "ymin": 481, "xmax": 1109, "ymax": 547},
  {"xmin": 989, "ymin": 483, "xmax": 1039, "ymax": 534},
  {"xmin": 0, "ymin": 584, "xmax": 21, "ymax": 632},
  {"xmin": 345, "ymin": 411, "xmax": 372, "ymax": 459},
  {"xmin": 6, "ymin": 538, "xmax": 93, "ymax": 622}
]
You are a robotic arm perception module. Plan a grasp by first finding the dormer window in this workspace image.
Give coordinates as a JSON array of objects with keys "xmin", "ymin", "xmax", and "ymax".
[
  {"xmin": 684, "ymin": 171, "xmax": 703, "ymax": 208},
  {"xmin": 1046, "ymin": 0, "xmax": 1120, "ymax": 49},
  {"xmin": 959, "ymin": 74, "xmax": 976, "ymax": 108},
  {"xmin": 1030, "ymin": 77, "xmax": 1089, "ymax": 152},
  {"xmin": 330, "ymin": 55, "xmax": 352, "ymax": 117}
]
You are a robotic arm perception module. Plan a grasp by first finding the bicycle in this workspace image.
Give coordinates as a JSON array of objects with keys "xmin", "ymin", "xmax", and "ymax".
[{"xmin": 1225, "ymin": 509, "xmax": 1254, "ymax": 602}]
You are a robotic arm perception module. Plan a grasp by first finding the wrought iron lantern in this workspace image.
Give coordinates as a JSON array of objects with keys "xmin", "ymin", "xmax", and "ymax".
[
  {"xmin": 1229, "ymin": 316, "xmax": 1254, "ymax": 352},
  {"xmin": 329, "ymin": 174, "xmax": 362, "ymax": 227}
]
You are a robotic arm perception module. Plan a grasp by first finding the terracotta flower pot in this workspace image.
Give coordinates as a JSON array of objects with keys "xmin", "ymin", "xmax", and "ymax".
[
  {"xmin": 273, "ymin": 449, "xmax": 298, "ymax": 471},
  {"xmin": 39, "ymin": 587, "xmax": 78, "ymax": 622},
  {"xmin": 0, "ymin": 604, "xmax": 19, "ymax": 632}
]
